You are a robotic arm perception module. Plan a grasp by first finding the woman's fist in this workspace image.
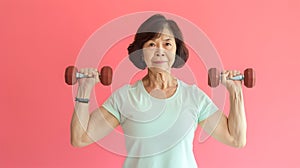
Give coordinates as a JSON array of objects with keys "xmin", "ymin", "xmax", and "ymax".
[
  {"xmin": 77, "ymin": 68, "xmax": 100, "ymax": 90},
  {"xmin": 220, "ymin": 70, "xmax": 243, "ymax": 91}
]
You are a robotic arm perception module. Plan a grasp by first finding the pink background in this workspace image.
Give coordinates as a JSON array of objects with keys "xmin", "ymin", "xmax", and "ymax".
[{"xmin": 1, "ymin": 0, "xmax": 300, "ymax": 167}]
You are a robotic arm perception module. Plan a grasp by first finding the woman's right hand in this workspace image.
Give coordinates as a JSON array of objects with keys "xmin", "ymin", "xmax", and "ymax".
[{"xmin": 77, "ymin": 68, "xmax": 100, "ymax": 90}]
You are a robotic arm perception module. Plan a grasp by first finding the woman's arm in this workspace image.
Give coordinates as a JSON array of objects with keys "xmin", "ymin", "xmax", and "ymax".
[
  {"xmin": 70, "ymin": 68, "xmax": 119, "ymax": 147},
  {"xmin": 199, "ymin": 70, "xmax": 247, "ymax": 148},
  {"xmin": 71, "ymin": 104, "xmax": 119, "ymax": 147}
]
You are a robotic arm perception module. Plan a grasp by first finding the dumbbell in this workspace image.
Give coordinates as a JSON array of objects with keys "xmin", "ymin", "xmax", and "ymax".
[
  {"xmin": 208, "ymin": 68, "xmax": 255, "ymax": 88},
  {"xmin": 64, "ymin": 66, "xmax": 113, "ymax": 86}
]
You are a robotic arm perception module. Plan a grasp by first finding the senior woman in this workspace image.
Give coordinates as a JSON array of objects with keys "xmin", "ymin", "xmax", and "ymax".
[{"xmin": 70, "ymin": 14, "xmax": 247, "ymax": 168}]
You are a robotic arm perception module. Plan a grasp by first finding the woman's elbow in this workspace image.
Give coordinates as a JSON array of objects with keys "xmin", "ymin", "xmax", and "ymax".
[
  {"xmin": 71, "ymin": 137, "xmax": 88, "ymax": 148},
  {"xmin": 232, "ymin": 139, "xmax": 246, "ymax": 148},
  {"xmin": 71, "ymin": 139, "xmax": 83, "ymax": 148},
  {"xmin": 71, "ymin": 134, "xmax": 94, "ymax": 147}
]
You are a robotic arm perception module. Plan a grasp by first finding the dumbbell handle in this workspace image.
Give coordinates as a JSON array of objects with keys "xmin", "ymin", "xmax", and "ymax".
[
  {"xmin": 75, "ymin": 72, "xmax": 100, "ymax": 79},
  {"xmin": 227, "ymin": 74, "xmax": 244, "ymax": 81}
]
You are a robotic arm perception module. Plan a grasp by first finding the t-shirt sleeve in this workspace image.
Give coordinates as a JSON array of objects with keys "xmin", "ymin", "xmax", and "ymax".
[
  {"xmin": 195, "ymin": 86, "xmax": 219, "ymax": 123},
  {"xmin": 102, "ymin": 91, "xmax": 121, "ymax": 122}
]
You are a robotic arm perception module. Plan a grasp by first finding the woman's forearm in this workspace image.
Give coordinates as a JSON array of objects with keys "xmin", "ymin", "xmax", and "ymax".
[
  {"xmin": 70, "ymin": 87, "xmax": 92, "ymax": 147},
  {"xmin": 228, "ymin": 88, "xmax": 247, "ymax": 148}
]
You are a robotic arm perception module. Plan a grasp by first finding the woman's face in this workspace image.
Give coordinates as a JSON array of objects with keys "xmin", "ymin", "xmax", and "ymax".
[{"xmin": 142, "ymin": 28, "xmax": 177, "ymax": 72}]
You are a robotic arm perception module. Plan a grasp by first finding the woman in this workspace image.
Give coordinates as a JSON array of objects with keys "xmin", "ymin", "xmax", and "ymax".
[{"xmin": 70, "ymin": 14, "xmax": 247, "ymax": 168}]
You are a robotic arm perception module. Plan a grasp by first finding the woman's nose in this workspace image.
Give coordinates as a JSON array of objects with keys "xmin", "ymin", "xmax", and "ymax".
[
  {"xmin": 155, "ymin": 48, "xmax": 165, "ymax": 56},
  {"xmin": 156, "ymin": 52, "xmax": 165, "ymax": 57}
]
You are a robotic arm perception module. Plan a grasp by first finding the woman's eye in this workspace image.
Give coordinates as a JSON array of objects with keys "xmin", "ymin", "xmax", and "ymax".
[
  {"xmin": 165, "ymin": 43, "xmax": 173, "ymax": 48},
  {"xmin": 165, "ymin": 43, "xmax": 172, "ymax": 46},
  {"xmin": 149, "ymin": 43, "xmax": 156, "ymax": 47}
]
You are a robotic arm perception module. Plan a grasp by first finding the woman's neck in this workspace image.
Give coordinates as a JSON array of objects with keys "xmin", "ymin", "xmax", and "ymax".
[{"xmin": 142, "ymin": 68, "xmax": 177, "ymax": 90}]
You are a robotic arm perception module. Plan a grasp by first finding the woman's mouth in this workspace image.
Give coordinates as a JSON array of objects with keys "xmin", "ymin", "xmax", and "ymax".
[{"xmin": 153, "ymin": 61, "xmax": 167, "ymax": 64}]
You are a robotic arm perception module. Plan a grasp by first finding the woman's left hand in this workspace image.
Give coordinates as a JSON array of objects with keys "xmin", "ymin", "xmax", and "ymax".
[{"xmin": 220, "ymin": 70, "xmax": 243, "ymax": 92}]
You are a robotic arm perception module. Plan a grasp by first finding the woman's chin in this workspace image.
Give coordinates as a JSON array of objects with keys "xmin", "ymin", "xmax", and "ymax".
[{"xmin": 148, "ymin": 66, "xmax": 171, "ymax": 73}]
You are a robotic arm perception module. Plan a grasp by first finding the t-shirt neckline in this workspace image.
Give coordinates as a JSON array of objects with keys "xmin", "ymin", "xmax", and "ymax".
[{"xmin": 139, "ymin": 79, "xmax": 180, "ymax": 101}]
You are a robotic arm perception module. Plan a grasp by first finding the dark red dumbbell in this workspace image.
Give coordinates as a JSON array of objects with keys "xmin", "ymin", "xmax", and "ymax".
[
  {"xmin": 208, "ymin": 68, "xmax": 255, "ymax": 88},
  {"xmin": 64, "ymin": 66, "xmax": 113, "ymax": 86}
]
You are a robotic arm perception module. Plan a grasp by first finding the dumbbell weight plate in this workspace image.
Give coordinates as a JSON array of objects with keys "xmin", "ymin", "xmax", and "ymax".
[
  {"xmin": 208, "ymin": 68, "xmax": 220, "ymax": 88},
  {"xmin": 65, "ymin": 66, "xmax": 78, "ymax": 85},
  {"xmin": 244, "ymin": 68, "xmax": 255, "ymax": 88},
  {"xmin": 100, "ymin": 66, "xmax": 113, "ymax": 86}
]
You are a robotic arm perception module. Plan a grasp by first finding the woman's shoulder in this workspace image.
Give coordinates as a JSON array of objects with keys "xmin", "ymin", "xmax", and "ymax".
[
  {"xmin": 178, "ymin": 79, "xmax": 198, "ymax": 89},
  {"xmin": 178, "ymin": 79, "xmax": 206, "ymax": 95},
  {"xmin": 110, "ymin": 80, "xmax": 142, "ymax": 95}
]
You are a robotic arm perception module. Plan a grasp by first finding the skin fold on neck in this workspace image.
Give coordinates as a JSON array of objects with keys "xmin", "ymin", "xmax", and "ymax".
[{"xmin": 142, "ymin": 68, "xmax": 178, "ymax": 99}]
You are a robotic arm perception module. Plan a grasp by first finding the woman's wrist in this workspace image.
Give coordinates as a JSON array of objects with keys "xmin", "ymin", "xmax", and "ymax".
[
  {"xmin": 76, "ymin": 86, "xmax": 92, "ymax": 99},
  {"xmin": 227, "ymin": 86, "xmax": 243, "ymax": 95},
  {"xmin": 75, "ymin": 97, "xmax": 89, "ymax": 103}
]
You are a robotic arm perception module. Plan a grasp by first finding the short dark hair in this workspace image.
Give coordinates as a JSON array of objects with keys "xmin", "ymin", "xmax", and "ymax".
[{"xmin": 128, "ymin": 14, "xmax": 189, "ymax": 69}]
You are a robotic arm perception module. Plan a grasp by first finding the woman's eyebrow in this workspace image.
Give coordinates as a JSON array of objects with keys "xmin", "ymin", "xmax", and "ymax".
[
  {"xmin": 163, "ymin": 38, "xmax": 174, "ymax": 41},
  {"xmin": 149, "ymin": 36, "xmax": 175, "ymax": 42}
]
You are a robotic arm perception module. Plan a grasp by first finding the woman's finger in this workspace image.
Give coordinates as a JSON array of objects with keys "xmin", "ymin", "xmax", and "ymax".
[
  {"xmin": 221, "ymin": 70, "xmax": 229, "ymax": 83},
  {"xmin": 87, "ymin": 68, "xmax": 94, "ymax": 77}
]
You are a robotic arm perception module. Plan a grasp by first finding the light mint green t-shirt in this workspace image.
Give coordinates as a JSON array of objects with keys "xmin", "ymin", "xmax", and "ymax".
[{"xmin": 103, "ymin": 79, "xmax": 218, "ymax": 168}]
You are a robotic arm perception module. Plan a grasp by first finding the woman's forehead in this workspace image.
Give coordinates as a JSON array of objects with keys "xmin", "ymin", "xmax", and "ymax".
[
  {"xmin": 151, "ymin": 28, "xmax": 175, "ymax": 41},
  {"xmin": 161, "ymin": 27, "xmax": 174, "ymax": 36}
]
